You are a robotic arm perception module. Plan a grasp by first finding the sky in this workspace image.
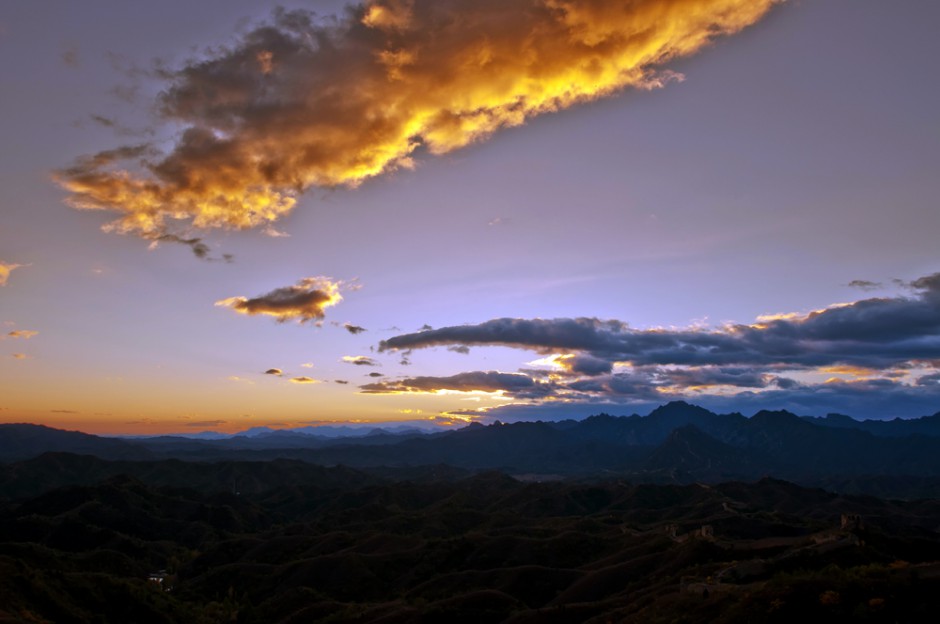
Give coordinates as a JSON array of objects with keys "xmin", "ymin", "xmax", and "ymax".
[{"xmin": 1, "ymin": 0, "xmax": 939, "ymax": 434}]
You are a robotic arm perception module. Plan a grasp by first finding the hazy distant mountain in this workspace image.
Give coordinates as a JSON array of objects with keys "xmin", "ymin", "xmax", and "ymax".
[{"xmin": 803, "ymin": 411, "xmax": 940, "ymax": 437}]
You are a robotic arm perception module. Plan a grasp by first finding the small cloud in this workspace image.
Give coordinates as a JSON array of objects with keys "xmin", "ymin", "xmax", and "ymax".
[
  {"xmin": 61, "ymin": 45, "xmax": 80, "ymax": 68},
  {"xmin": 263, "ymin": 226, "xmax": 291, "ymax": 238},
  {"xmin": 185, "ymin": 420, "xmax": 227, "ymax": 428},
  {"xmin": 0, "ymin": 262, "xmax": 27, "ymax": 287},
  {"xmin": 11, "ymin": 353, "xmax": 29, "ymax": 359},
  {"xmin": 148, "ymin": 233, "xmax": 232, "ymax": 262},
  {"xmin": 367, "ymin": 372, "xmax": 384, "ymax": 377},
  {"xmin": 847, "ymin": 279, "xmax": 883, "ymax": 291},
  {"xmin": 5, "ymin": 330, "xmax": 38, "ymax": 339},
  {"xmin": 290, "ymin": 376, "xmax": 319, "ymax": 384},
  {"xmin": 228, "ymin": 376, "xmax": 255, "ymax": 384},
  {"xmin": 90, "ymin": 114, "xmax": 116, "ymax": 128},
  {"xmin": 343, "ymin": 323, "xmax": 367, "ymax": 335},
  {"xmin": 487, "ymin": 217, "xmax": 510, "ymax": 226},
  {"xmin": 51, "ymin": 409, "xmax": 80, "ymax": 414},
  {"xmin": 334, "ymin": 379, "xmax": 349, "ymax": 384},
  {"xmin": 343, "ymin": 355, "xmax": 379, "ymax": 366},
  {"xmin": 301, "ymin": 362, "xmax": 315, "ymax": 368},
  {"xmin": 447, "ymin": 345, "xmax": 470, "ymax": 355},
  {"xmin": 216, "ymin": 276, "xmax": 343, "ymax": 324},
  {"xmin": 264, "ymin": 368, "xmax": 283, "ymax": 376}
]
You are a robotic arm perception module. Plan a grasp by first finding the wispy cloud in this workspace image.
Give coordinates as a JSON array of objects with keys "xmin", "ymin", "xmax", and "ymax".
[
  {"xmin": 216, "ymin": 276, "xmax": 342, "ymax": 324},
  {"xmin": 185, "ymin": 420, "xmax": 228, "ymax": 428},
  {"xmin": 0, "ymin": 261, "xmax": 26, "ymax": 287},
  {"xmin": 147, "ymin": 233, "xmax": 233, "ymax": 262},
  {"xmin": 55, "ymin": 0, "xmax": 779, "ymax": 240},
  {"xmin": 4, "ymin": 330, "xmax": 38, "ymax": 340}
]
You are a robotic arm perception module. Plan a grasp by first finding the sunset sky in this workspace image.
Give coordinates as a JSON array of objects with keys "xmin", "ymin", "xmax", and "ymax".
[{"xmin": 2, "ymin": 0, "xmax": 939, "ymax": 434}]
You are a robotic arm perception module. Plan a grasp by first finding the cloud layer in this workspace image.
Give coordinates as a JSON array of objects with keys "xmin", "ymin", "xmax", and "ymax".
[
  {"xmin": 216, "ymin": 276, "xmax": 342, "ymax": 323},
  {"xmin": 380, "ymin": 274, "xmax": 940, "ymax": 370},
  {"xmin": 56, "ymin": 0, "xmax": 779, "ymax": 239},
  {"xmin": 360, "ymin": 370, "xmax": 539, "ymax": 394},
  {"xmin": 376, "ymin": 272, "xmax": 940, "ymax": 418}
]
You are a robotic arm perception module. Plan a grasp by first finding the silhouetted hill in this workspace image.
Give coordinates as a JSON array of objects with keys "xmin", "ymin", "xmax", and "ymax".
[
  {"xmin": 4, "ymin": 473, "xmax": 939, "ymax": 623},
  {"xmin": 641, "ymin": 424, "xmax": 761, "ymax": 482},
  {"xmin": 0, "ymin": 453, "xmax": 383, "ymax": 501},
  {"xmin": 8, "ymin": 402, "xmax": 940, "ymax": 498},
  {"xmin": 0, "ymin": 423, "xmax": 151, "ymax": 462}
]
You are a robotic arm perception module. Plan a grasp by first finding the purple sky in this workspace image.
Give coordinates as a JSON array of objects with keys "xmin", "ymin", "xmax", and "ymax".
[{"xmin": 1, "ymin": 0, "xmax": 939, "ymax": 433}]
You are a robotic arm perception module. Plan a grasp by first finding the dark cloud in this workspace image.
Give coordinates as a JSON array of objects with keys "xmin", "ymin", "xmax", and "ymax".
[
  {"xmin": 216, "ymin": 276, "xmax": 342, "ymax": 324},
  {"xmin": 360, "ymin": 370, "xmax": 539, "ymax": 395},
  {"xmin": 148, "ymin": 233, "xmax": 212, "ymax": 260},
  {"xmin": 55, "ymin": 0, "xmax": 777, "ymax": 241},
  {"xmin": 371, "ymin": 272, "xmax": 940, "ymax": 419},
  {"xmin": 344, "ymin": 323, "xmax": 367, "ymax": 334},
  {"xmin": 367, "ymin": 372, "xmax": 384, "ymax": 377},
  {"xmin": 654, "ymin": 366, "xmax": 772, "ymax": 389},
  {"xmin": 143, "ymin": 232, "xmax": 234, "ymax": 262},
  {"xmin": 334, "ymin": 379, "xmax": 350, "ymax": 384},
  {"xmin": 90, "ymin": 114, "xmax": 117, "ymax": 128},
  {"xmin": 380, "ymin": 273, "xmax": 940, "ymax": 370},
  {"xmin": 264, "ymin": 368, "xmax": 283, "ymax": 376},
  {"xmin": 447, "ymin": 345, "xmax": 470, "ymax": 355},
  {"xmin": 847, "ymin": 279, "xmax": 882, "ymax": 291},
  {"xmin": 916, "ymin": 373, "xmax": 940, "ymax": 387},
  {"xmin": 343, "ymin": 355, "xmax": 379, "ymax": 366}
]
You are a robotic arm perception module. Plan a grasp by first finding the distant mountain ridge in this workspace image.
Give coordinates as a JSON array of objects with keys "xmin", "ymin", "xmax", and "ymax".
[{"xmin": 4, "ymin": 402, "xmax": 940, "ymax": 496}]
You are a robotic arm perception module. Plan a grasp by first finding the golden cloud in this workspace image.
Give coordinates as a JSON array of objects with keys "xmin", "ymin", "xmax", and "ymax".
[
  {"xmin": 290, "ymin": 376, "xmax": 320, "ymax": 384},
  {"xmin": 216, "ymin": 276, "xmax": 342, "ymax": 324},
  {"xmin": 56, "ymin": 0, "xmax": 780, "ymax": 238},
  {"xmin": 5, "ymin": 330, "xmax": 39, "ymax": 339},
  {"xmin": 0, "ymin": 262, "xmax": 24, "ymax": 286}
]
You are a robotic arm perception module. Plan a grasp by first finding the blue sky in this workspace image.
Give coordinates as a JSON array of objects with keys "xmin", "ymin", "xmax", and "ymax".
[{"xmin": 1, "ymin": 0, "xmax": 939, "ymax": 433}]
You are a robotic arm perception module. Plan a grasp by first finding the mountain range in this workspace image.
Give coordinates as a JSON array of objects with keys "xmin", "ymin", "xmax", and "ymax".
[{"xmin": 4, "ymin": 402, "xmax": 940, "ymax": 499}]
